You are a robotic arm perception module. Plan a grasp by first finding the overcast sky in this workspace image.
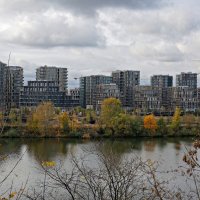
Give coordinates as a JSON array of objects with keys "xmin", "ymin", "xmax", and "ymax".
[{"xmin": 0, "ymin": 0, "xmax": 200, "ymax": 88}]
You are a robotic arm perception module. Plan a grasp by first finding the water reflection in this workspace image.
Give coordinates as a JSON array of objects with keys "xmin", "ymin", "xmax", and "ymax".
[
  {"xmin": 0, "ymin": 137, "xmax": 193, "ymax": 163},
  {"xmin": 0, "ymin": 137, "xmax": 194, "ymax": 194},
  {"xmin": 26, "ymin": 139, "xmax": 78, "ymax": 161},
  {"xmin": 0, "ymin": 138, "xmax": 193, "ymax": 168}
]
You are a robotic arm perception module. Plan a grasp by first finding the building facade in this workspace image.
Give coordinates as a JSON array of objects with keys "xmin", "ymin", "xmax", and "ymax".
[
  {"xmin": 70, "ymin": 88, "xmax": 80, "ymax": 101},
  {"xmin": 0, "ymin": 61, "xmax": 9, "ymax": 111},
  {"xmin": 80, "ymin": 75, "xmax": 113, "ymax": 108},
  {"xmin": 112, "ymin": 70, "xmax": 140, "ymax": 108},
  {"xmin": 93, "ymin": 83, "xmax": 120, "ymax": 110},
  {"xmin": 36, "ymin": 66, "xmax": 68, "ymax": 92},
  {"xmin": 176, "ymin": 72, "xmax": 197, "ymax": 89},
  {"xmin": 151, "ymin": 75, "xmax": 173, "ymax": 88},
  {"xmin": 133, "ymin": 86, "xmax": 162, "ymax": 114},
  {"xmin": 10, "ymin": 66, "xmax": 24, "ymax": 108},
  {"xmin": 20, "ymin": 81, "xmax": 78, "ymax": 108},
  {"xmin": 133, "ymin": 86, "xmax": 174, "ymax": 114},
  {"xmin": 172, "ymin": 86, "xmax": 199, "ymax": 112}
]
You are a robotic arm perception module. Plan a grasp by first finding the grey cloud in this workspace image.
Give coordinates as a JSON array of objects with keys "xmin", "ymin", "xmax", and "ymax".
[
  {"xmin": 98, "ymin": 7, "xmax": 200, "ymax": 46},
  {"xmin": 0, "ymin": 11, "xmax": 102, "ymax": 47},
  {"xmin": 0, "ymin": 0, "xmax": 200, "ymax": 87},
  {"xmin": 0, "ymin": 0, "xmax": 166, "ymax": 16},
  {"xmin": 130, "ymin": 41, "xmax": 184, "ymax": 62}
]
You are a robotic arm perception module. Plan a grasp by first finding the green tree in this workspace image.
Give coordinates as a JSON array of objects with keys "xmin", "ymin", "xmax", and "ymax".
[
  {"xmin": 112, "ymin": 114, "xmax": 133, "ymax": 136},
  {"xmin": 86, "ymin": 109, "xmax": 96, "ymax": 124},
  {"xmin": 157, "ymin": 117, "xmax": 167, "ymax": 136},
  {"xmin": 132, "ymin": 116, "xmax": 143, "ymax": 136}
]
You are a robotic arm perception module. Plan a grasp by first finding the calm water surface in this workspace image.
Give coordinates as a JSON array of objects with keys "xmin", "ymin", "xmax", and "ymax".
[{"xmin": 0, "ymin": 137, "xmax": 194, "ymax": 195}]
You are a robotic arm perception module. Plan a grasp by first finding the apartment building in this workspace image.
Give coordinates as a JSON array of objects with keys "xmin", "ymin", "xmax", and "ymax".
[
  {"xmin": 20, "ymin": 81, "xmax": 78, "ymax": 108},
  {"xmin": 93, "ymin": 83, "xmax": 120, "ymax": 110},
  {"xmin": 0, "ymin": 61, "xmax": 9, "ymax": 111},
  {"xmin": 176, "ymin": 72, "xmax": 197, "ymax": 89},
  {"xmin": 151, "ymin": 75, "xmax": 173, "ymax": 88},
  {"xmin": 80, "ymin": 75, "xmax": 113, "ymax": 108},
  {"xmin": 112, "ymin": 70, "xmax": 140, "ymax": 108},
  {"xmin": 10, "ymin": 66, "xmax": 24, "ymax": 108},
  {"xmin": 36, "ymin": 66, "xmax": 68, "ymax": 92},
  {"xmin": 172, "ymin": 86, "xmax": 199, "ymax": 112}
]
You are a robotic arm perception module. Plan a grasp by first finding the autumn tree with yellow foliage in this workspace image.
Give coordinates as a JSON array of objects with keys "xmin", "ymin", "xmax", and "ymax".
[
  {"xmin": 170, "ymin": 107, "xmax": 181, "ymax": 133},
  {"xmin": 27, "ymin": 102, "xmax": 55, "ymax": 136},
  {"xmin": 70, "ymin": 113, "xmax": 80, "ymax": 133},
  {"xmin": 100, "ymin": 98, "xmax": 122, "ymax": 135},
  {"xmin": 143, "ymin": 114, "xmax": 158, "ymax": 135},
  {"xmin": 59, "ymin": 112, "xmax": 70, "ymax": 133}
]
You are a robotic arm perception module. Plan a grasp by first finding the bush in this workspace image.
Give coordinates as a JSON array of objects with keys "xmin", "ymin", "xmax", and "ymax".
[{"xmin": 4, "ymin": 128, "xmax": 20, "ymax": 137}]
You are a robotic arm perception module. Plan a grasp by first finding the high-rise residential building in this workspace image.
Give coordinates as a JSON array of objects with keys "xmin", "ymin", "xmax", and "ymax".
[
  {"xmin": 36, "ymin": 65, "xmax": 68, "ymax": 92},
  {"xmin": 93, "ymin": 83, "xmax": 120, "ymax": 111},
  {"xmin": 133, "ymin": 86, "xmax": 174, "ymax": 114},
  {"xmin": 10, "ymin": 66, "xmax": 24, "ymax": 108},
  {"xmin": 80, "ymin": 75, "xmax": 113, "ymax": 108},
  {"xmin": 133, "ymin": 86, "xmax": 162, "ymax": 113},
  {"xmin": 151, "ymin": 75, "xmax": 173, "ymax": 88},
  {"xmin": 112, "ymin": 70, "xmax": 140, "ymax": 108},
  {"xmin": 172, "ymin": 86, "xmax": 198, "ymax": 112},
  {"xmin": 0, "ymin": 61, "xmax": 9, "ymax": 111},
  {"xmin": 20, "ymin": 81, "xmax": 79, "ymax": 108},
  {"xmin": 176, "ymin": 72, "xmax": 197, "ymax": 89}
]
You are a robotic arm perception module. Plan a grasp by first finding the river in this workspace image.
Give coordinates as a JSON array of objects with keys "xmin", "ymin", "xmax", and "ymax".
[{"xmin": 0, "ymin": 137, "xmax": 195, "ymax": 198}]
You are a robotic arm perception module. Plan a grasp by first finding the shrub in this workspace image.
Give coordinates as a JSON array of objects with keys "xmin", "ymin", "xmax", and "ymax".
[{"xmin": 4, "ymin": 128, "xmax": 19, "ymax": 137}]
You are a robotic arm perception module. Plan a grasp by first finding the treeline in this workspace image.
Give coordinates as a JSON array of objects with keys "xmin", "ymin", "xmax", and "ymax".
[{"xmin": 0, "ymin": 98, "xmax": 200, "ymax": 137}]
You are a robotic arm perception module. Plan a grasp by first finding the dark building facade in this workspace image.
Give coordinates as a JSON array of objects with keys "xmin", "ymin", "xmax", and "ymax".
[
  {"xmin": 20, "ymin": 81, "xmax": 78, "ymax": 108},
  {"xmin": 112, "ymin": 70, "xmax": 140, "ymax": 108},
  {"xmin": 176, "ymin": 72, "xmax": 197, "ymax": 89},
  {"xmin": 80, "ymin": 75, "xmax": 112, "ymax": 108},
  {"xmin": 0, "ymin": 61, "xmax": 9, "ymax": 111},
  {"xmin": 70, "ymin": 88, "xmax": 80, "ymax": 101},
  {"xmin": 133, "ymin": 86, "xmax": 174, "ymax": 114},
  {"xmin": 172, "ymin": 86, "xmax": 199, "ymax": 112},
  {"xmin": 151, "ymin": 75, "xmax": 173, "ymax": 88},
  {"xmin": 10, "ymin": 66, "xmax": 24, "ymax": 108}
]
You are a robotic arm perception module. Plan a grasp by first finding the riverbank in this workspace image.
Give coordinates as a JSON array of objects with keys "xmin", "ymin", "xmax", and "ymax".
[
  {"xmin": 1, "ymin": 125, "xmax": 198, "ymax": 139},
  {"xmin": 1, "ymin": 101, "xmax": 200, "ymax": 139}
]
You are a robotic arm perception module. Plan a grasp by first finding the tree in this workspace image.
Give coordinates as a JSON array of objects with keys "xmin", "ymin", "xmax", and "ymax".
[
  {"xmin": 157, "ymin": 117, "xmax": 167, "ymax": 136},
  {"xmin": 86, "ymin": 109, "xmax": 96, "ymax": 124},
  {"xmin": 132, "ymin": 116, "xmax": 143, "ymax": 136},
  {"xmin": 70, "ymin": 113, "xmax": 80, "ymax": 133},
  {"xmin": 144, "ymin": 114, "xmax": 158, "ymax": 135},
  {"xmin": 59, "ymin": 112, "xmax": 70, "ymax": 133},
  {"xmin": 9, "ymin": 109, "xmax": 18, "ymax": 126},
  {"xmin": 100, "ymin": 98, "xmax": 122, "ymax": 135},
  {"xmin": 0, "ymin": 112, "xmax": 4, "ymax": 127},
  {"xmin": 27, "ymin": 102, "xmax": 55, "ymax": 136},
  {"xmin": 112, "ymin": 113, "xmax": 133, "ymax": 136},
  {"xmin": 170, "ymin": 107, "xmax": 181, "ymax": 133}
]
